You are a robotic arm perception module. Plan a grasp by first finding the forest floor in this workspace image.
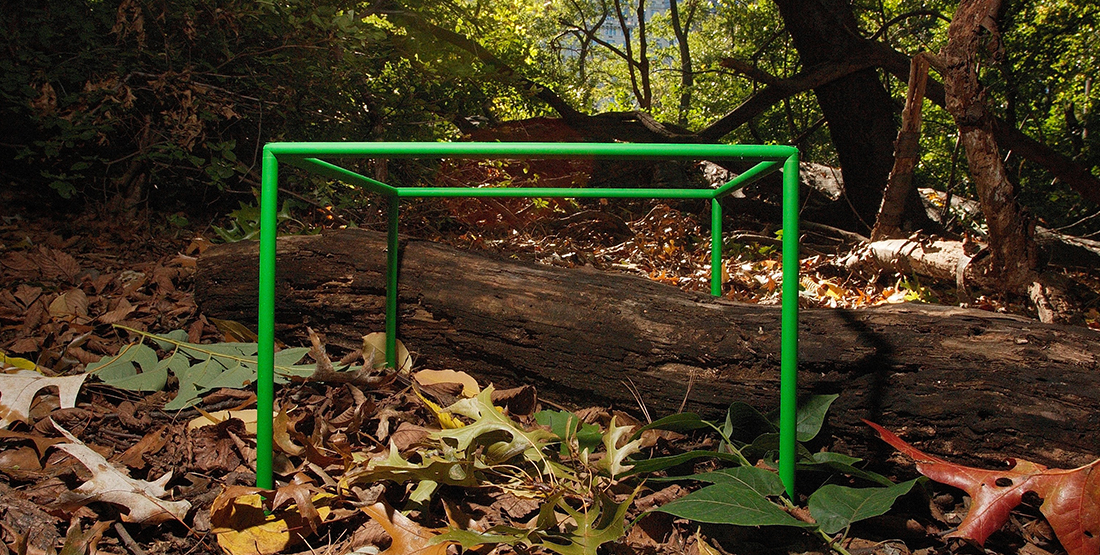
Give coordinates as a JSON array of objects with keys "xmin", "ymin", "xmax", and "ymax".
[{"xmin": 0, "ymin": 186, "xmax": 1090, "ymax": 555}]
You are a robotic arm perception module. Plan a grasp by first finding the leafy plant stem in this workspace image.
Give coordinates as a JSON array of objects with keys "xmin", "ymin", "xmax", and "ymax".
[
  {"xmin": 777, "ymin": 496, "xmax": 852, "ymax": 555},
  {"xmin": 700, "ymin": 420, "xmax": 753, "ymax": 467}
]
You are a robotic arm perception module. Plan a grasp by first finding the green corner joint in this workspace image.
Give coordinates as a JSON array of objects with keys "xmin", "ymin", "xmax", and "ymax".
[{"xmin": 256, "ymin": 142, "xmax": 800, "ymax": 498}]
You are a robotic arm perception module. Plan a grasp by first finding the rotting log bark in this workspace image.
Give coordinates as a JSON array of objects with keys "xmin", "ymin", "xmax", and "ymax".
[{"xmin": 196, "ymin": 229, "xmax": 1100, "ymax": 468}]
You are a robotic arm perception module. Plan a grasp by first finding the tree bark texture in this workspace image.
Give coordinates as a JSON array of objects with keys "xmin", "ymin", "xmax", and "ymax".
[
  {"xmin": 873, "ymin": 54, "xmax": 931, "ymax": 241},
  {"xmin": 195, "ymin": 229, "xmax": 1100, "ymax": 467},
  {"xmin": 940, "ymin": 0, "xmax": 1038, "ymax": 292}
]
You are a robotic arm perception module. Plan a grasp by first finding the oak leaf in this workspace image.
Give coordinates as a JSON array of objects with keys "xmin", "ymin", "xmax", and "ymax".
[
  {"xmin": 866, "ymin": 420, "xmax": 1100, "ymax": 555},
  {"xmin": 0, "ymin": 370, "xmax": 87, "ymax": 428},
  {"xmin": 52, "ymin": 420, "xmax": 190, "ymax": 523}
]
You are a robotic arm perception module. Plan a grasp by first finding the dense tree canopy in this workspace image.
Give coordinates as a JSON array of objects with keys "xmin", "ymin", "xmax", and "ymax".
[{"xmin": 2, "ymin": 0, "xmax": 1097, "ymax": 235}]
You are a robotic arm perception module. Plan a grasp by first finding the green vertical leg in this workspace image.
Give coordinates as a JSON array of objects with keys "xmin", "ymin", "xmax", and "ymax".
[
  {"xmin": 779, "ymin": 153, "xmax": 800, "ymax": 498},
  {"xmin": 710, "ymin": 198, "xmax": 723, "ymax": 297},
  {"xmin": 256, "ymin": 148, "xmax": 278, "ymax": 490},
  {"xmin": 385, "ymin": 196, "xmax": 400, "ymax": 369}
]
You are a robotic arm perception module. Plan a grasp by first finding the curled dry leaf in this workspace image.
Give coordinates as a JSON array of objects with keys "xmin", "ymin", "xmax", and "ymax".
[
  {"xmin": 51, "ymin": 420, "xmax": 190, "ymax": 524},
  {"xmin": 866, "ymin": 420, "xmax": 1100, "ymax": 555}
]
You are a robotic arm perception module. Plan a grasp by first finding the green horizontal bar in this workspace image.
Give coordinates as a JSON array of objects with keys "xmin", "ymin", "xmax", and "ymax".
[
  {"xmin": 397, "ymin": 186, "xmax": 717, "ymax": 199},
  {"xmin": 269, "ymin": 141, "xmax": 798, "ymax": 161},
  {"xmin": 283, "ymin": 157, "xmax": 398, "ymax": 196},
  {"xmin": 714, "ymin": 160, "xmax": 785, "ymax": 197}
]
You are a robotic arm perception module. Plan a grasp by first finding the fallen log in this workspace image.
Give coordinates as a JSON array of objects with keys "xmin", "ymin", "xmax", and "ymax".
[{"xmin": 195, "ymin": 229, "xmax": 1100, "ymax": 468}]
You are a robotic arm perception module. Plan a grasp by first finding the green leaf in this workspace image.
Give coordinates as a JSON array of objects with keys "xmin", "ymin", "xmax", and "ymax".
[
  {"xmin": 800, "ymin": 452, "xmax": 894, "ymax": 486},
  {"xmin": 538, "ymin": 487, "xmax": 640, "ymax": 555},
  {"xmin": 150, "ymin": 329, "xmax": 189, "ymax": 350},
  {"xmin": 655, "ymin": 484, "xmax": 814, "ymax": 528},
  {"xmin": 690, "ymin": 466, "xmax": 786, "ymax": 497},
  {"xmin": 624, "ymin": 450, "xmax": 746, "ymax": 476},
  {"xmin": 793, "ymin": 394, "xmax": 838, "ymax": 442},
  {"xmin": 165, "ymin": 359, "xmax": 224, "ymax": 410},
  {"xmin": 807, "ymin": 479, "xmax": 919, "ymax": 535},
  {"xmin": 723, "ymin": 402, "xmax": 775, "ymax": 443},
  {"xmin": 535, "ymin": 409, "xmax": 602, "ymax": 455},
  {"xmin": 630, "ymin": 412, "xmax": 711, "ymax": 439},
  {"xmin": 435, "ymin": 386, "xmax": 555, "ymax": 464}
]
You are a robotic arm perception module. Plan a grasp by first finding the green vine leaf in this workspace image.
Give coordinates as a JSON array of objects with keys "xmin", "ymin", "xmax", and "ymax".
[{"xmin": 89, "ymin": 326, "xmax": 315, "ymax": 410}]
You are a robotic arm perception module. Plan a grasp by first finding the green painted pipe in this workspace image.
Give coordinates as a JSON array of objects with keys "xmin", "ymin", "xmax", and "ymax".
[
  {"xmin": 779, "ymin": 153, "xmax": 800, "ymax": 498},
  {"xmin": 256, "ymin": 148, "xmax": 278, "ymax": 491},
  {"xmin": 255, "ymin": 142, "xmax": 800, "ymax": 497},
  {"xmin": 386, "ymin": 196, "xmax": 400, "ymax": 370},
  {"xmin": 711, "ymin": 199, "xmax": 723, "ymax": 297}
]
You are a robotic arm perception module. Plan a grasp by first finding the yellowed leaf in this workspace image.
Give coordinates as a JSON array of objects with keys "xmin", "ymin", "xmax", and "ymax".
[
  {"xmin": 212, "ymin": 487, "xmax": 335, "ymax": 555},
  {"xmin": 188, "ymin": 408, "xmax": 258, "ymax": 435},
  {"xmin": 414, "ymin": 389, "xmax": 465, "ymax": 429},
  {"xmin": 414, "ymin": 369, "xmax": 480, "ymax": 397},
  {"xmin": 362, "ymin": 333, "xmax": 412, "ymax": 372}
]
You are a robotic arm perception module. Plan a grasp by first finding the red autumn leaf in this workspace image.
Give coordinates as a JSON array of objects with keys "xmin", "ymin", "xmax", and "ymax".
[{"xmin": 865, "ymin": 419, "xmax": 1100, "ymax": 555}]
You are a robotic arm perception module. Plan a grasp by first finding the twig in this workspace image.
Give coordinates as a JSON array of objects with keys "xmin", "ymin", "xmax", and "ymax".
[{"xmin": 114, "ymin": 522, "xmax": 149, "ymax": 555}]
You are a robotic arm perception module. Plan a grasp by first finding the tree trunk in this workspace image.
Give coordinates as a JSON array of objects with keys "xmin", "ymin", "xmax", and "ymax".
[
  {"xmin": 195, "ymin": 229, "xmax": 1100, "ymax": 468},
  {"xmin": 939, "ymin": 0, "xmax": 1038, "ymax": 292},
  {"xmin": 772, "ymin": 0, "xmax": 928, "ymax": 234},
  {"xmin": 873, "ymin": 54, "xmax": 931, "ymax": 241}
]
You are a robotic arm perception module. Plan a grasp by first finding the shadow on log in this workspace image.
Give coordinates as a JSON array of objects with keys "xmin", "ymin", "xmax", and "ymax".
[{"xmin": 195, "ymin": 229, "xmax": 1100, "ymax": 468}]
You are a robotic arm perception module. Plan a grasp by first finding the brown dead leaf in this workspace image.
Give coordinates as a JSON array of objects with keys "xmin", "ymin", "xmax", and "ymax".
[
  {"xmin": 13, "ymin": 285, "xmax": 43, "ymax": 308},
  {"xmin": 491, "ymin": 384, "xmax": 537, "ymax": 416},
  {"xmin": 36, "ymin": 248, "xmax": 81, "ymax": 283},
  {"xmin": 491, "ymin": 491, "xmax": 541, "ymax": 520},
  {"xmin": 0, "ymin": 446, "xmax": 43, "ymax": 477},
  {"xmin": 0, "ymin": 429, "xmax": 64, "ymax": 456},
  {"xmin": 272, "ymin": 480, "xmax": 324, "ymax": 535},
  {"xmin": 114, "ymin": 426, "xmax": 167, "ymax": 470},
  {"xmin": 414, "ymin": 369, "xmax": 480, "ymax": 397},
  {"xmin": 273, "ymin": 408, "xmax": 305, "ymax": 456},
  {"xmin": 98, "ymin": 298, "xmax": 134, "ymax": 325},
  {"xmin": 51, "ymin": 420, "xmax": 191, "ymax": 523},
  {"xmin": 48, "ymin": 289, "xmax": 89, "ymax": 321},
  {"xmin": 390, "ymin": 421, "xmax": 430, "ymax": 452},
  {"xmin": 361, "ymin": 501, "xmax": 454, "ymax": 555}
]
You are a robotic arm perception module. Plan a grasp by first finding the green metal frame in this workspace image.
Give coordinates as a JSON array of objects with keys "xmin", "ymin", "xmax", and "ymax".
[{"xmin": 257, "ymin": 141, "xmax": 800, "ymax": 496}]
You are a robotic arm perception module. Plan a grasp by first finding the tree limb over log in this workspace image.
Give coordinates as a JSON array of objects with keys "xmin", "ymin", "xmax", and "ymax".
[{"xmin": 195, "ymin": 229, "xmax": 1100, "ymax": 468}]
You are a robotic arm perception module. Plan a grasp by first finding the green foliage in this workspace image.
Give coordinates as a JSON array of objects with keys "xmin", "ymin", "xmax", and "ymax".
[
  {"xmin": 1, "ymin": 0, "xmax": 490, "ymax": 209},
  {"xmin": 344, "ymin": 387, "xmax": 648, "ymax": 553},
  {"xmin": 88, "ymin": 326, "xmax": 314, "ymax": 410},
  {"xmin": 645, "ymin": 395, "xmax": 916, "ymax": 552}
]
